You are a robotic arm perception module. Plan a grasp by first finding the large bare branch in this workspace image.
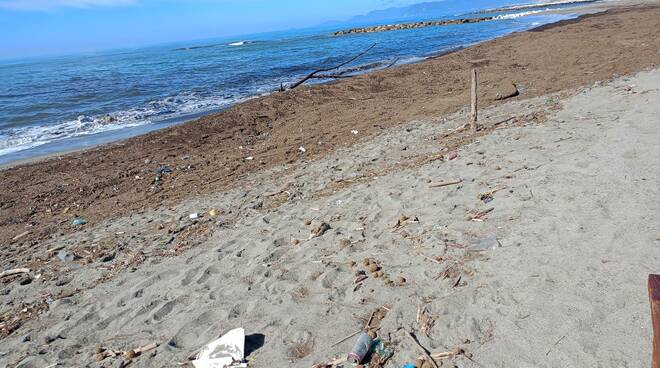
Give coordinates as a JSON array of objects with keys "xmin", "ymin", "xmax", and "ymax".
[{"xmin": 287, "ymin": 43, "xmax": 377, "ymax": 90}]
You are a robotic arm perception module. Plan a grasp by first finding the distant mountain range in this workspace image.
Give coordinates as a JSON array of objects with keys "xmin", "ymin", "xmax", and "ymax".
[
  {"xmin": 345, "ymin": 1, "xmax": 515, "ymax": 24},
  {"xmin": 323, "ymin": 0, "xmax": 598, "ymax": 28}
]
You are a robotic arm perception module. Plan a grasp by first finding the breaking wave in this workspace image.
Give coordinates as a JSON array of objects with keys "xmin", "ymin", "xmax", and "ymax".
[
  {"xmin": 0, "ymin": 92, "xmax": 238, "ymax": 156},
  {"xmin": 494, "ymin": 10, "xmax": 545, "ymax": 20}
]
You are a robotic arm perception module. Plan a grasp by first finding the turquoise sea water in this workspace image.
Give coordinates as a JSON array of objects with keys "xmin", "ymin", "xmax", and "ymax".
[{"xmin": 0, "ymin": 6, "xmax": 580, "ymax": 164}]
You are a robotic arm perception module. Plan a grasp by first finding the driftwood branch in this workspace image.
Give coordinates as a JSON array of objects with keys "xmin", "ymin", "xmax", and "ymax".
[
  {"xmin": 287, "ymin": 43, "xmax": 377, "ymax": 90},
  {"xmin": 0, "ymin": 268, "xmax": 30, "ymax": 279},
  {"xmin": 308, "ymin": 74, "xmax": 354, "ymax": 80},
  {"xmin": 384, "ymin": 57, "xmax": 400, "ymax": 69}
]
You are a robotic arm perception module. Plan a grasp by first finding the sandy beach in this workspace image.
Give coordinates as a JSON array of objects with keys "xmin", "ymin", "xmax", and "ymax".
[{"xmin": 1, "ymin": 1, "xmax": 660, "ymax": 367}]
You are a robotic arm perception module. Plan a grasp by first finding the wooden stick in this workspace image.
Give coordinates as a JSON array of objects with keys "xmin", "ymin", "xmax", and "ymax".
[
  {"xmin": 469, "ymin": 68, "xmax": 478, "ymax": 132},
  {"xmin": 492, "ymin": 116, "xmax": 516, "ymax": 127},
  {"xmin": 430, "ymin": 179, "xmax": 463, "ymax": 188},
  {"xmin": 125, "ymin": 342, "xmax": 158, "ymax": 358},
  {"xmin": 650, "ymin": 274, "xmax": 660, "ymax": 368},
  {"xmin": 418, "ymin": 253, "xmax": 442, "ymax": 264},
  {"xmin": 365, "ymin": 310, "xmax": 376, "ymax": 329},
  {"xmin": 467, "ymin": 207, "xmax": 495, "ymax": 221},
  {"xmin": 134, "ymin": 342, "xmax": 158, "ymax": 354},
  {"xmin": 545, "ymin": 335, "xmax": 566, "ymax": 356},
  {"xmin": 47, "ymin": 245, "xmax": 65, "ymax": 253},
  {"xmin": 0, "ymin": 268, "xmax": 30, "ymax": 279},
  {"xmin": 405, "ymin": 331, "xmax": 439, "ymax": 368},
  {"xmin": 330, "ymin": 330, "xmax": 361, "ymax": 347},
  {"xmin": 417, "ymin": 351, "xmax": 456, "ymax": 360},
  {"xmin": 431, "ymin": 351, "xmax": 456, "ymax": 359},
  {"xmin": 12, "ymin": 231, "xmax": 29, "ymax": 241}
]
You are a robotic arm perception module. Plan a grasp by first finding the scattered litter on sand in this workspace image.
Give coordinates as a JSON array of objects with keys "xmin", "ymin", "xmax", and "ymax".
[
  {"xmin": 469, "ymin": 236, "xmax": 502, "ymax": 251},
  {"xmin": 192, "ymin": 328, "xmax": 247, "ymax": 368},
  {"xmin": 71, "ymin": 218, "xmax": 87, "ymax": 226},
  {"xmin": 57, "ymin": 250, "xmax": 76, "ymax": 262},
  {"xmin": 347, "ymin": 332, "xmax": 372, "ymax": 364}
]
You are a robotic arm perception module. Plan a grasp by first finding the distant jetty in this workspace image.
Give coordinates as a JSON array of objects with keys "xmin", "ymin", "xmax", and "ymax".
[
  {"xmin": 333, "ymin": 0, "xmax": 600, "ymax": 36},
  {"xmin": 333, "ymin": 16, "xmax": 496, "ymax": 36}
]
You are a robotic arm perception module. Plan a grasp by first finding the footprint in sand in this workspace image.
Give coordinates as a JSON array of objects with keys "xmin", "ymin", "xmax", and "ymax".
[
  {"xmin": 181, "ymin": 267, "xmax": 200, "ymax": 286},
  {"xmin": 228, "ymin": 303, "xmax": 246, "ymax": 319},
  {"xmin": 171, "ymin": 309, "xmax": 225, "ymax": 348},
  {"xmin": 152, "ymin": 300, "xmax": 177, "ymax": 322},
  {"xmin": 196, "ymin": 264, "xmax": 221, "ymax": 284},
  {"xmin": 96, "ymin": 308, "xmax": 129, "ymax": 330}
]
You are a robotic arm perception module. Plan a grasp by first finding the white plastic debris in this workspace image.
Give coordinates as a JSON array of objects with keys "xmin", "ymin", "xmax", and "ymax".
[
  {"xmin": 299, "ymin": 146, "xmax": 306, "ymax": 153},
  {"xmin": 245, "ymin": 156, "xmax": 254, "ymax": 161},
  {"xmin": 469, "ymin": 236, "xmax": 501, "ymax": 251},
  {"xmin": 189, "ymin": 213, "xmax": 200, "ymax": 220},
  {"xmin": 351, "ymin": 130, "xmax": 359, "ymax": 135},
  {"xmin": 192, "ymin": 328, "xmax": 246, "ymax": 368}
]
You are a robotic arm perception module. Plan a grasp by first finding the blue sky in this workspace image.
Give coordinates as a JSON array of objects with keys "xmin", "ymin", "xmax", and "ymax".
[{"xmin": 0, "ymin": 0, "xmax": 518, "ymax": 59}]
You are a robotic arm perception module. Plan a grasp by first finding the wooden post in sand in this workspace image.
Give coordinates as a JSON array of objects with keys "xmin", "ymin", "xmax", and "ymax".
[
  {"xmin": 469, "ymin": 68, "xmax": 478, "ymax": 132},
  {"xmin": 650, "ymin": 275, "xmax": 660, "ymax": 368}
]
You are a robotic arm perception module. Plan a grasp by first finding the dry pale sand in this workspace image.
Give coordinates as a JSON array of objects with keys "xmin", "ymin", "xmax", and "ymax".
[{"xmin": 1, "ymin": 64, "xmax": 658, "ymax": 367}]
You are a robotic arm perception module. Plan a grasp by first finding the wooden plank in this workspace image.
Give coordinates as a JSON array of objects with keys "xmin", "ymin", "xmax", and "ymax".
[{"xmin": 650, "ymin": 274, "xmax": 660, "ymax": 368}]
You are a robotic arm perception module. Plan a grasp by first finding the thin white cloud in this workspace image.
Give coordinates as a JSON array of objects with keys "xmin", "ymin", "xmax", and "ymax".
[{"xmin": 0, "ymin": 0, "xmax": 135, "ymax": 11}]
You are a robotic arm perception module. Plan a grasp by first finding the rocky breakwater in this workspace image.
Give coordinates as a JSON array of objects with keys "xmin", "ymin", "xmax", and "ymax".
[{"xmin": 333, "ymin": 16, "xmax": 496, "ymax": 36}]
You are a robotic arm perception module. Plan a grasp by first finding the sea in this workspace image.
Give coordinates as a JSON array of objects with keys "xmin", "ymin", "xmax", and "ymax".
[{"xmin": 0, "ymin": 4, "xmax": 586, "ymax": 165}]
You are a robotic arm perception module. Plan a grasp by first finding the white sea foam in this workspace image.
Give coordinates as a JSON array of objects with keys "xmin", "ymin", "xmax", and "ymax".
[
  {"xmin": 494, "ymin": 10, "xmax": 545, "ymax": 20},
  {"xmin": 0, "ymin": 92, "xmax": 238, "ymax": 156},
  {"xmin": 229, "ymin": 41, "xmax": 247, "ymax": 46},
  {"xmin": 492, "ymin": 0, "xmax": 595, "ymax": 12}
]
